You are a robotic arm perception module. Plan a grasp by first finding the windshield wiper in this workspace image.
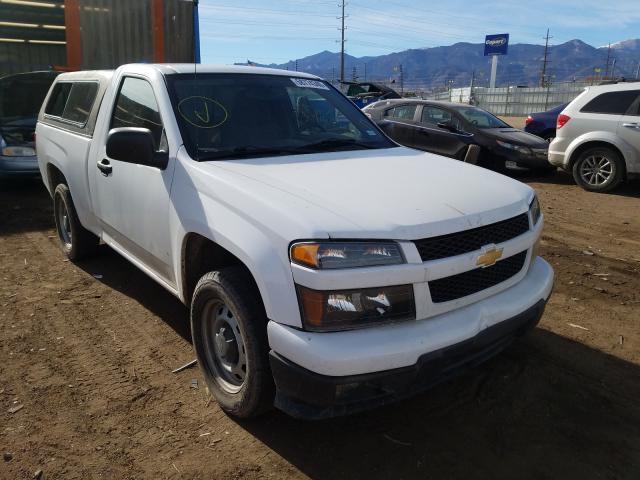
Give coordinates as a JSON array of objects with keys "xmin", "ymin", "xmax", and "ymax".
[
  {"xmin": 196, "ymin": 139, "xmax": 379, "ymax": 161},
  {"xmin": 196, "ymin": 146, "xmax": 305, "ymax": 161},
  {"xmin": 300, "ymin": 138, "xmax": 378, "ymax": 152}
]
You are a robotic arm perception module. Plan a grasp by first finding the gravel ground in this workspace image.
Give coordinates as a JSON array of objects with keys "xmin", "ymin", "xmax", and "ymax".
[{"xmin": 1, "ymin": 173, "xmax": 639, "ymax": 480}]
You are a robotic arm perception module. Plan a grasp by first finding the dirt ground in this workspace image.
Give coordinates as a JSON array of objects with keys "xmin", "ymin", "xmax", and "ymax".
[{"xmin": 1, "ymin": 173, "xmax": 640, "ymax": 480}]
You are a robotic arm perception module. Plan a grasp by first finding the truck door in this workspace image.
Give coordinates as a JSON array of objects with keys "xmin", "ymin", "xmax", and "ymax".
[{"xmin": 91, "ymin": 76, "xmax": 177, "ymax": 283}]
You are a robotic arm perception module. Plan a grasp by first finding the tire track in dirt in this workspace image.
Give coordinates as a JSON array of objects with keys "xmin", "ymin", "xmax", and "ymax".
[{"xmin": 2, "ymin": 213, "xmax": 299, "ymax": 479}]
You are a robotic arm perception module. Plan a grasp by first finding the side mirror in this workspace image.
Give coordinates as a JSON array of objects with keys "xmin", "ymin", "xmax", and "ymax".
[
  {"xmin": 437, "ymin": 121, "xmax": 457, "ymax": 133},
  {"xmin": 106, "ymin": 127, "xmax": 168, "ymax": 169}
]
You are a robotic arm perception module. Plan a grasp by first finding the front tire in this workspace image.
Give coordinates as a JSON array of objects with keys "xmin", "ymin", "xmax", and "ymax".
[
  {"xmin": 53, "ymin": 183, "xmax": 99, "ymax": 261},
  {"xmin": 572, "ymin": 147, "xmax": 624, "ymax": 193},
  {"xmin": 190, "ymin": 267, "xmax": 274, "ymax": 418}
]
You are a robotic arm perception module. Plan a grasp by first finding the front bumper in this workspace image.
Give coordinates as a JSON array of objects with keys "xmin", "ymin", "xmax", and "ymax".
[
  {"xmin": 498, "ymin": 148, "xmax": 550, "ymax": 170},
  {"xmin": 268, "ymin": 256, "xmax": 554, "ymax": 419},
  {"xmin": 271, "ymin": 299, "xmax": 547, "ymax": 419},
  {"xmin": 0, "ymin": 154, "xmax": 40, "ymax": 178}
]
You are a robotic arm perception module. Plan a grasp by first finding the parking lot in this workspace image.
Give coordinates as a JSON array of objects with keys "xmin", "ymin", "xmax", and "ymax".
[{"xmin": 1, "ymin": 174, "xmax": 639, "ymax": 480}]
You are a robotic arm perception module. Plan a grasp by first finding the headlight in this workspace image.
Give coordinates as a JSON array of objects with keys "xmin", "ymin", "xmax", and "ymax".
[
  {"xmin": 297, "ymin": 284, "xmax": 415, "ymax": 331},
  {"xmin": 529, "ymin": 195, "xmax": 541, "ymax": 226},
  {"xmin": 496, "ymin": 140, "xmax": 531, "ymax": 155},
  {"xmin": 290, "ymin": 241, "xmax": 404, "ymax": 269},
  {"xmin": 2, "ymin": 146, "xmax": 36, "ymax": 157}
]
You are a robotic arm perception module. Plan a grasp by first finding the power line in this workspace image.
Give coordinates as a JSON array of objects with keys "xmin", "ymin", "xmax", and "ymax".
[{"xmin": 200, "ymin": 3, "xmax": 336, "ymax": 18}]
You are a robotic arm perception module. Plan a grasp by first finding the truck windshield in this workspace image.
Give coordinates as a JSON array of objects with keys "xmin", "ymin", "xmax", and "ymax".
[{"xmin": 165, "ymin": 73, "xmax": 394, "ymax": 160}]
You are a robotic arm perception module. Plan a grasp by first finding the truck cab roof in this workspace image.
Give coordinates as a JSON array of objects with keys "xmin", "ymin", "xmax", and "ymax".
[{"xmin": 146, "ymin": 64, "xmax": 321, "ymax": 79}]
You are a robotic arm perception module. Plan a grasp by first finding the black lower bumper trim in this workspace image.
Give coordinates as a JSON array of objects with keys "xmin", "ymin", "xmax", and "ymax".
[{"xmin": 270, "ymin": 299, "xmax": 547, "ymax": 420}]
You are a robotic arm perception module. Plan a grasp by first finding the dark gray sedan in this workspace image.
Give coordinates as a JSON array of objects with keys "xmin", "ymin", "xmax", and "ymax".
[{"xmin": 364, "ymin": 99, "xmax": 553, "ymax": 172}]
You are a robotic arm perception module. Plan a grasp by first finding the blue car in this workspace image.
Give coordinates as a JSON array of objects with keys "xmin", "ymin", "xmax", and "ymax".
[
  {"xmin": 340, "ymin": 81, "xmax": 401, "ymax": 109},
  {"xmin": 524, "ymin": 103, "xmax": 568, "ymax": 142},
  {"xmin": 0, "ymin": 71, "xmax": 59, "ymax": 179}
]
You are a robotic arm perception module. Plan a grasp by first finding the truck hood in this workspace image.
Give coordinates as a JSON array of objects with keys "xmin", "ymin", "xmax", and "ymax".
[{"xmin": 204, "ymin": 147, "xmax": 534, "ymax": 240}]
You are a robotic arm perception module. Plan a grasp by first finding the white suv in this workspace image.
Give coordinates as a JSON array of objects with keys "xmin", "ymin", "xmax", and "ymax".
[{"xmin": 549, "ymin": 82, "xmax": 640, "ymax": 192}]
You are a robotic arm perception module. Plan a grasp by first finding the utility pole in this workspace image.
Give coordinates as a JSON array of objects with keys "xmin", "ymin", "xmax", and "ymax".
[
  {"xmin": 295, "ymin": 59, "xmax": 298, "ymax": 72},
  {"xmin": 636, "ymin": 61, "xmax": 640, "ymax": 79},
  {"xmin": 611, "ymin": 58, "xmax": 616, "ymax": 79},
  {"xmin": 339, "ymin": 0, "xmax": 346, "ymax": 83},
  {"xmin": 364, "ymin": 62, "xmax": 367, "ymax": 81},
  {"xmin": 469, "ymin": 70, "xmax": 475, "ymax": 105},
  {"xmin": 540, "ymin": 28, "xmax": 552, "ymax": 87},
  {"xmin": 604, "ymin": 43, "xmax": 612, "ymax": 78},
  {"xmin": 399, "ymin": 64, "xmax": 404, "ymax": 95},
  {"xmin": 352, "ymin": 65, "xmax": 357, "ymax": 82}
]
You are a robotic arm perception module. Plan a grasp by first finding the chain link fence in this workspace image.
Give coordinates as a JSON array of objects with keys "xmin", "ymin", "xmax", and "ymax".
[{"xmin": 423, "ymin": 81, "xmax": 592, "ymax": 116}]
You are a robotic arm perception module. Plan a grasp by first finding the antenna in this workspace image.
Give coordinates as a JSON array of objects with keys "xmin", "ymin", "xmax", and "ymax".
[
  {"xmin": 179, "ymin": 0, "xmax": 201, "ymax": 158},
  {"xmin": 193, "ymin": 0, "xmax": 199, "ymax": 159}
]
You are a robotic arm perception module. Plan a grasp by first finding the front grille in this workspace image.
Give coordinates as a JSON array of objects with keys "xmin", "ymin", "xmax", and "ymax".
[
  {"xmin": 413, "ymin": 213, "xmax": 530, "ymax": 262},
  {"xmin": 429, "ymin": 251, "xmax": 527, "ymax": 303}
]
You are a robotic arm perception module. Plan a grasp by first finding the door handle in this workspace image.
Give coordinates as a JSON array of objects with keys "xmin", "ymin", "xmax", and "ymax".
[
  {"xmin": 97, "ymin": 158, "xmax": 112, "ymax": 176},
  {"xmin": 622, "ymin": 123, "xmax": 640, "ymax": 129}
]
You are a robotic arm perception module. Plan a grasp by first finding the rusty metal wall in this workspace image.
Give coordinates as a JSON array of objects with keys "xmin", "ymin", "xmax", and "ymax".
[
  {"xmin": 0, "ymin": 0, "xmax": 66, "ymax": 75},
  {"xmin": 0, "ymin": 43, "xmax": 66, "ymax": 76},
  {"xmin": 78, "ymin": 0, "xmax": 193, "ymax": 69},
  {"xmin": 164, "ymin": 0, "xmax": 195, "ymax": 63}
]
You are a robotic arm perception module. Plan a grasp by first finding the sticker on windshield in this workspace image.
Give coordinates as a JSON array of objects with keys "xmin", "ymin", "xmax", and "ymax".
[
  {"xmin": 290, "ymin": 78, "xmax": 330, "ymax": 90},
  {"xmin": 366, "ymin": 130, "xmax": 377, "ymax": 136}
]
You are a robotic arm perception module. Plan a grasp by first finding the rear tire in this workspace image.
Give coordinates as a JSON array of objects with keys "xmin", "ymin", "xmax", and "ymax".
[
  {"xmin": 572, "ymin": 147, "xmax": 624, "ymax": 193},
  {"xmin": 53, "ymin": 183, "xmax": 99, "ymax": 261},
  {"xmin": 190, "ymin": 267, "xmax": 274, "ymax": 418}
]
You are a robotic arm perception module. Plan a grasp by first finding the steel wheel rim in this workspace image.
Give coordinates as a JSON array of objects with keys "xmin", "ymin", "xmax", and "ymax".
[
  {"xmin": 201, "ymin": 299, "xmax": 247, "ymax": 393},
  {"xmin": 580, "ymin": 155, "xmax": 613, "ymax": 186},
  {"xmin": 55, "ymin": 196, "xmax": 72, "ymax": 248}
]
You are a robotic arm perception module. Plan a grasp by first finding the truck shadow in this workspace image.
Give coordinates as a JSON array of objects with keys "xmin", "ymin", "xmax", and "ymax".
[
  {"xmin": 76, "ymin": 245, "xmax": 192, "ymax": 343},
  {"xmin": 0, "ymin": 178, "xmax": 54, "ymax": 235},
  {"xmin": 238, "ymin": 329, "xmax": 640, "ymax": 479},
  {"xmin": 75, "ymin": 245, "xmax": 640, "ymax": 480}
]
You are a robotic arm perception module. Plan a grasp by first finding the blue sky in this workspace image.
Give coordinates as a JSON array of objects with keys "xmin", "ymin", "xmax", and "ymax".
[{"xmin": 199, "ymin": 0, "xmax": 640, "ymax": 65}]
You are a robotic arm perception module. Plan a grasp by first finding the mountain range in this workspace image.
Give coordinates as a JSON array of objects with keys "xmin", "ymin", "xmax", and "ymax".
[{"xmin": 250, "ymin": 39, "xmax": 640, "ymax": 90}]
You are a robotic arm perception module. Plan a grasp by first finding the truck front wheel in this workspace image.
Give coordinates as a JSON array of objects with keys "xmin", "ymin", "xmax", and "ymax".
[
  {"xmin": 190, "ymin": 267, "xmax": 274, "ymax": 418},
  {"xmin": 53, "ymin": 183, "xmax": 99, "ymax": 261}
]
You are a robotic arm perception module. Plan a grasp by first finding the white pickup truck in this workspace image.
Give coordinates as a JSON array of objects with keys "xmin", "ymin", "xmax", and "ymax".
[{"xmin": 36, "ymin": 64, "xmax": 554, "ymax": 419}]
